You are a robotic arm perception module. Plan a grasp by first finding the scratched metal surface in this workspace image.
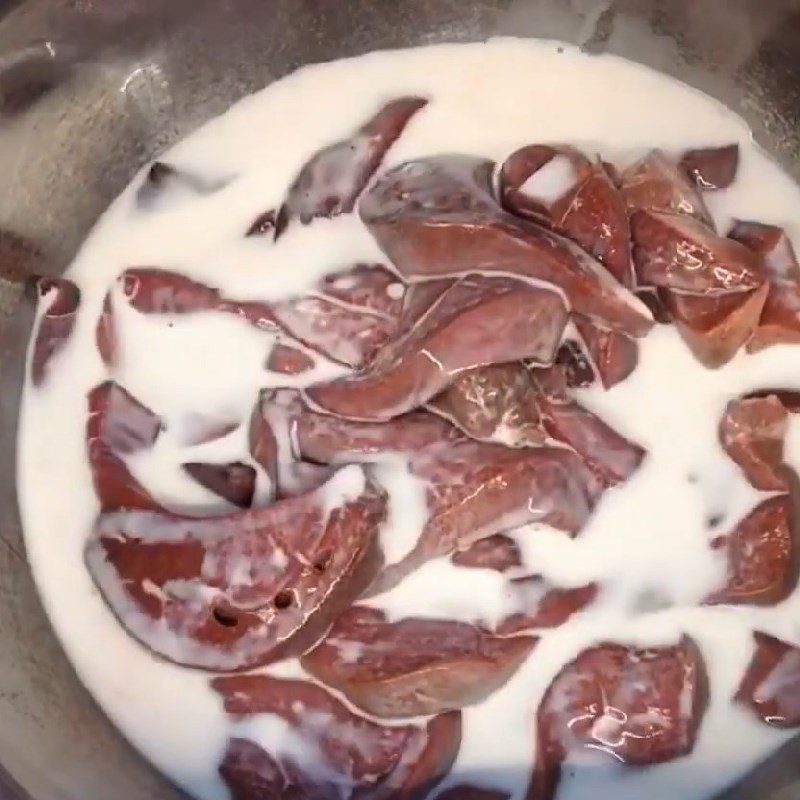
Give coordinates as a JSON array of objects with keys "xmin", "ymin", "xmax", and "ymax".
[{"xmin": 0, "ymin": 1, "xmax": 799, "ymax": 798}]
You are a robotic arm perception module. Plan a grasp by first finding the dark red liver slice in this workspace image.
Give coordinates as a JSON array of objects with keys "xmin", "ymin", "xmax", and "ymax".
[
  {"xmin": 531, "ymin": 637, "xmax": 708, "ymax": 800},
  {"xmin": 705, "ymin": 495, "xmax": 797, "ymax": 606},
  {"xmin": 84, "ymin": 466, "xmax": 386, "ymax": 670},
  {"xmin": 360, "ymin": 155, "xmax": 653, "ymax": 336},
  {"xmin": 502, "ymin": 145, "xmax": 631, "ymax": 286},
  {"xmin": 551, "ymin": 340, "xmax": 595, "ymax": 389},
  {"xmin": 301, "ymin": 606, "xmax": 536, "ymax": 717},
  {"xmin": 30, "ymin": 277, "xmax": 80, "ymax": 386},
  {"xmin": 211, "ymin": 674, "xmax": 461, "ymax": 800},
  {"xmin": 86, "ymin": 382, "xmax": 163, "ymax": 513},
  {"xmin": 621, "ymin": 149, "xmax": 712, "ymax": 225},
  {"xmin": 181, "ymin": 462, "xmax": 256, "ymax": 508},
  {"xmin": 249, "ymin": 389, "xmax": 336, "ymax": 499},
  {"xmin": 95, "ymin": 291, "xmax": 117, "ymax": 367},
  {"xmin": 451, "ymin": 534, "xmax": 522, "ymax": 572},
  {"xmin": 662, "ymin": 284, "xmax": 769, "ymax": 368},
  {"xmin": 120, "ymin": 264, "xmax": 401, "ymax": 368},
  {"xmin": 505, "ymin": 145, "xmax": 639, "ymax": 388},
  {"xmin": 630, "ymin": 210, "xmax": 763, "ymax": 294},
  {"xmin": 728, "ymin": 220, "xmax": 800, "ymax": 352},
  {"xmin": 500, "ymin": 144, "xmax": 588, "ymax": 225},
  {"xmin": 265, "ymin": 342, "xmax": 315, "ymax": 375},
  {"xmin": 269, "ymin": 263, "xmax": 403, "ymax": 367},
  {"xmin": 535, "ymin": 393, "xmax": 645, "ymax": 487},
  {"xmin": 296, "ymin": 408, "xmax": 604, "ymax": 592},
  {"xmin": 719, "ymin": 395, "xmax": 789, "ymax": 491},
  {"xmin": 375, "ymin": 442, "xmax": 606, "ymax": 592},
  {"xmin": 736, "ymin": 631, "xmax": 800, "ymax": 728},
  {"xmin": 680, "ymin": 144, "xmax": 739, "ymax": 191},
  {"xmin": 275, "ymin": 96, "xmax": 428, "ymax": 236},
  {"xmin": 496, "ymin": 580, "xmax": 597, "ymax": 636},
  {"xmin": 296, "ymin": 406, "xmax": 463, "ymax": 464},
  {"xmin": 306, "ymin": 274, "xmax": 568, "ymax": 421},
  {"xmin": 573, "ymin": 320, "xmax": 638, "ymax": 389},
  {"xmin": 427, "ymin": 363, "xmax": 547, "ymax": 446}
]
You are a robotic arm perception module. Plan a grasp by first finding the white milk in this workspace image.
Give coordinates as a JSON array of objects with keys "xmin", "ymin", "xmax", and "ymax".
[{"xmin": 17, "ymin": 38, "xmax": 800, "ymax": 800}]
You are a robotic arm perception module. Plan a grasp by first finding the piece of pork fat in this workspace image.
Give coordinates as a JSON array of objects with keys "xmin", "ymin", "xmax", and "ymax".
[
  {"xmin": 211, "ymin": 674, "xmax": 461, "ymax": 800},
  {"xmin": 86, "ymin": 382, "xmax": 164, "ymax": 513},
  {"xmin": 306, "ymin": 274, "xmax": 568, "ymax": 421},
  {"xmin": 119, "ymin": 264, "xmax": 402, "ymax": 368},
  {"xmin": 679, "ymin": 144, "xmax": 739, "ymax": 191},
  {"xmin": 274, "ymin": 96, "xmax": 428, "ymax": 237},
  {"xmin": 30, "ymin": 277, "xmax": 80, "ymax": 386},
  {"xmin": 301, "ymin": 606, "xmax": 537, "ymax": 717},
  {"xmin": 84, "ymin": 465, "xmax": 387, "ymax": 671},
  {"xmin": 729, "ymin": 220, "xmax": 800, "ymax": 352},
  {"xmin": 705, "ymin": 495, "xmax": 798, "ymax": 606},
  {"xmin": 530, "ymin": 637, "xmax": 708, "ymax": 800},
  {"xmin": 359, "ymin": 155, "xmax": 653, "ymax": 337},
  {"xmin": 736, "ymin": 631, "xmax": 800, "ymax": 728},
  {"xmin": 719, "ymin": 395, "xmax": 790, "ymax": 492}
]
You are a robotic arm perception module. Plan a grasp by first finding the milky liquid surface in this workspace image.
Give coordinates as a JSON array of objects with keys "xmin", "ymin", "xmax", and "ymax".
[{"xmin": 16, "ymin": 38, "xmax": 800, "ymax": 800}]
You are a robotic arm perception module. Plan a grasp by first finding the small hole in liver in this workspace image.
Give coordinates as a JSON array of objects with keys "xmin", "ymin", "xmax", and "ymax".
[
  {"xmin": 212, "ymin": 607, "xmax": 238, "ymax": 628},
  {"xmin": 274, "ymin": 590, "xmax": 293, "ymax": 609},
  {"xmin": 313, "ymin": 551, "xmax": 332, "ymax": 573}
]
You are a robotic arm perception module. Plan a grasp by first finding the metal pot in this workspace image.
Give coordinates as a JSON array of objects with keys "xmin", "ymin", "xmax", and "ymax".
[{"xmin": 1, "ymin": 1, "xmax": 799, "ymax": 798}]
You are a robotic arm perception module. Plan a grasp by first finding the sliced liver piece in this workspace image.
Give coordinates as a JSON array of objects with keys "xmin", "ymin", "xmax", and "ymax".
[
  {"xmin": 360, "ymin": 154, "xmax": 653, "ymax": 336},
  {"xmin": 531, "ymin": 637, "xmax": 708, "ymax": 800},
  {"xmin": 663, "ymin": 283, "xmax": 769, "ymax": 368},
  {"xmin": 86, "ymin": 382, "xmax": 163, "ymax": 513},
  {"xmin": 301, "ymin": 606, "xmax": 536, "ymax": 717},
  {"xmin": 621, "ymin": 149, "xmax": 712, "ymax": 224},
  {"xmin": 680, "ymin": 144, "xmax": 739, "ymax": 191},
  {"xmin": 496, "ymin": 580, "xmax": 597, "ymax": 636},
  {"xmin": 719, "ymin": 395, "xmax": 789, "ymax": 491},
  {"xmin": 84, "ymin": 465, "xmax": 386, "ymax": 671},
  {"xmin": 705, "ymin": 495, "xmax": 797, "ymax": 607},
  {"xmin": 736, "ymin": 631, "xmax": 800, "ymax": 728},
  {"xmin": 182, "ymin": 462, "xmax": 256, "ymax": 508},
  {"xmin": 276, "ymin": 96, "xmax": 428, "ymax": 236},
  {"xmin": 630, "ymin": 210, "xmax": 763, "ymax": 294},
  {"xmin": 306, "ymin": 274, "xmax": 568, "ymax": 421},
  {"xmin": 451, "ymin": 534, "xmax": 522, "ymax": 572},
  {"xmin": 428, "ymin": 363, "xmax": 547, "ymax": 446},
  {"xmin": 31, "ymin": 277, "xmax": 80, "ymax": 386},
  {"xmin": 729, "ymin": 220, "xmax": 800, "ymax": 352},
  {"xmin": 212, "ymin": 674, "xmax": 461, "ymax": 800}
]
